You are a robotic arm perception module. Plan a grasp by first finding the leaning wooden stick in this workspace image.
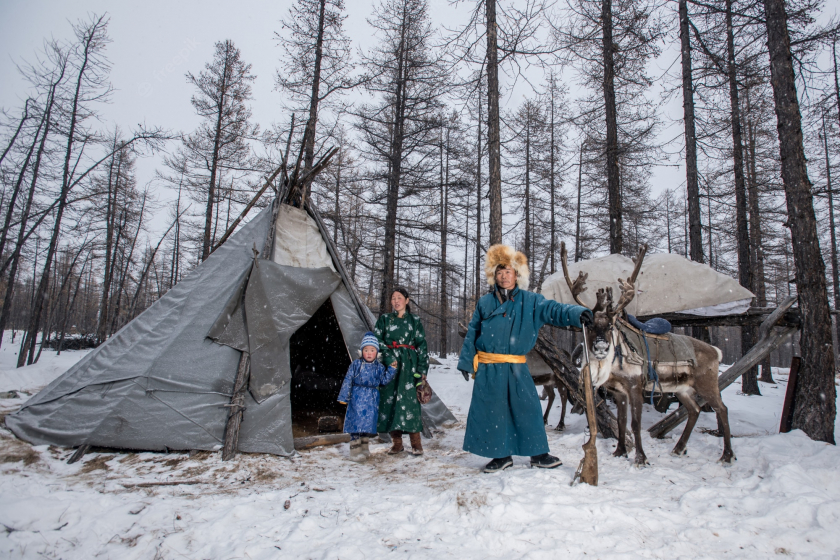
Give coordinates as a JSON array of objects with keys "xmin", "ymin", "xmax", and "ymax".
[
  {"xmin": 212, "ymin": 163, "xmax": 285, "ymax": 252},
  {"xmin": 576, "ymin": 328, "xmax": 599, "ymax": 486}
]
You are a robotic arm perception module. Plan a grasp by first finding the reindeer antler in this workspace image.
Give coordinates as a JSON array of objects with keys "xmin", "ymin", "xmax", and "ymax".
[
  {"xmin": 560, "ymin": 241, "xmax": 589, "ymax": 308},
  {"xmin": 612, "ymin": 244, "xmax": 648, "ymax": 317}
]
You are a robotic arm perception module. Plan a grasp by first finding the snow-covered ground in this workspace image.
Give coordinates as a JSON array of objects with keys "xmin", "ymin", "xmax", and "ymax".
[{"xmin": 2, "ymin": 335, "xmax": 840, "ymax": 559}]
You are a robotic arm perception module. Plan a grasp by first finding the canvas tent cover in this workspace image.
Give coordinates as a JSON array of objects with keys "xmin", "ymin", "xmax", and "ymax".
[
  {"xmin": 7, "ymin": 203, "xmax": 455, "ymax": 456},
  {"xmin": 541, "ymin": 253, "xmax": 754, "ymax": 317}
]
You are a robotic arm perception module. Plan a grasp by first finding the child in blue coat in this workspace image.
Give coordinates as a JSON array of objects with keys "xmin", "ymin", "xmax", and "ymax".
[{"xmin": 338, "ymin": 332, "xmax": 398, "ymax": 462}]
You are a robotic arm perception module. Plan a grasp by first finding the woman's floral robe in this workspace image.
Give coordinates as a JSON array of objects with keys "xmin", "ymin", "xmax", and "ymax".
[{"xmin": 374, "ymin": 312, "xmax": 429, "ymax": 434}]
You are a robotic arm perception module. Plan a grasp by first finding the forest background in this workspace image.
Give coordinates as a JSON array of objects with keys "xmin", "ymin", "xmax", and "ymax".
[{"xmin": 0, "ymin": 1, "xmax": 837, "ymax": 435}]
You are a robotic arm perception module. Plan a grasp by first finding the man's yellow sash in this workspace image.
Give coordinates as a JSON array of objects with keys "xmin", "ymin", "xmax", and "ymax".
[{"xmin": 472, "ymin": 351, "xmax": 527, "ymax": 376}]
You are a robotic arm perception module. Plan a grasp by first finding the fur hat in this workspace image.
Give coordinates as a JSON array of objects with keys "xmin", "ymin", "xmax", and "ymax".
[{"xmin": 485, "ymin": 244, "xmax": 530, "ymax": 291}]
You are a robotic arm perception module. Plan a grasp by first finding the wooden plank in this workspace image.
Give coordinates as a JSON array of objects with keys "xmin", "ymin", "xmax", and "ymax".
[
  {"xmin": 294, "ymin": 433, "xmax": 351, "ymax": 450},
  {"xmin": 637, "ymin": 307, "xmax": 801, "ymax": 329},
  {"xmin": 67, "ymin": 444, "xmax": 90, "ymax": 464},
  {"xmin": 779, "ymin": 356, "xmax": 801, "ymax": 433},
  {"xmin": 222, "ymin": 352, "xmax": 251, "ymax": 461}
]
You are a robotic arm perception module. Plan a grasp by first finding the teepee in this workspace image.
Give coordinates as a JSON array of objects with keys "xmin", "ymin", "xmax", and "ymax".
[{"xmin": 7, "ymin": 149, "xmax": 456, "ymax": 459}]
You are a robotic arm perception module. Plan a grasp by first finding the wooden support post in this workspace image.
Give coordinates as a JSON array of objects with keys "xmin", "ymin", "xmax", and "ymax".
[
  {"xmin": 222, "ymin": 352, "xmax": 250, "ymax": 461},
  {"xmin": 578, "ymin": 362, "xmax": 599, "ymax": 485},
  {"xmin": 294, "ymin": 433, "xmax": 351, "ymax": 450},
  {"xmin": 648, "ymin": 296, "xmax": 798, "ymax": 439},
  {"xmin": 779, "ymin": 356, "xmax": 801, "ymax": 433}
]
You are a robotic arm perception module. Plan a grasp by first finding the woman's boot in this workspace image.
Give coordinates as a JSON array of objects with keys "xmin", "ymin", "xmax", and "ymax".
[
  {"xmin": 408, "ymin": 432, "xmax": 423, "ymax": 456},
  {"xmin": 388, "ymin": 431, "xmax": 404, "ymax": 454},
  {"xmin": 360, "ymin": 436, "xmax": 371, "ymax": 458}
]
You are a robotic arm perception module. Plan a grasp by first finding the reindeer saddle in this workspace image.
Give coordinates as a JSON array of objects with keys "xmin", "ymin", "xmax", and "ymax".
[{"xmin": 616, "ymin": 319, "xmax": 696, "ymax": 367}]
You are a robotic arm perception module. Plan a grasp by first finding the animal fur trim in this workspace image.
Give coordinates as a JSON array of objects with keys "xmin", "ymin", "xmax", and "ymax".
[{"xmin": 485, "ymin": 244, "xmax": 530, "ymax": 291}]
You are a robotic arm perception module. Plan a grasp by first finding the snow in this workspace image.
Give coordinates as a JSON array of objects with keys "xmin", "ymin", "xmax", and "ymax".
[{"xmin": 2, "ymin": 342, "xmax": 840, "ymax": 558}]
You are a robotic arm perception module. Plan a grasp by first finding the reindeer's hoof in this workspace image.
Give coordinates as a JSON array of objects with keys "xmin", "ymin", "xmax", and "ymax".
[
  {"xmin": 554, "ymin": 423, "xmax": 566, "ymax": 432},
  {"xmin": 613, "ymin": 447, "xmax": 627, "ymax": 458},
  {"xmin": 671, "ymin": 447, "xmax": 687, "ymax": 457},
  {"xmin": 719, "ymin": 453, "xmax": 736, "ymax": 464},
  {"xmin": 634, "ymin": 456, "xmax": 649, "ymax": 467}
]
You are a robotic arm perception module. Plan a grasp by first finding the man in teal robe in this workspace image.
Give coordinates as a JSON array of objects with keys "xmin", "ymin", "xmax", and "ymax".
[{"xmin": 457, "ymin": 245, "xmax": 592, "ymax": 473}]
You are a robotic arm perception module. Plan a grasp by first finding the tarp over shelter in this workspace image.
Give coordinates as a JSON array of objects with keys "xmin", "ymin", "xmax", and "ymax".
[
  {"xmin": 7, "ymin": 202, "xmax": 456, "ymax": 456},
  {"xmin": 541, "ymin": 253, "xmax": 754, "ymax": 317}
]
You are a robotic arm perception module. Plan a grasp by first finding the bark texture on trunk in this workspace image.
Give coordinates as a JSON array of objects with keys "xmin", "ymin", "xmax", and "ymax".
[
  {"xmin": 378, "ymin": 4, "xmax": 409, "ymax": 314},
  {"xmin": 679, "ymin": 0, "xmax": 703, "ymax": 264},
  {"xmin": 763, "ymin": 0, "xmax": 836, "ymax": 443},
  {"xmin": 303, "ymin": 0, "xmax": 327, "ymax": 187},
  {"xmin": 486, "ymin": 0, "xmax": 502, "ymax": 246},
  {"xmin": 724, "ymin": 0, "xmax": 758, "ymax": 395},
  {"xmin": 602, "ymin": 0, "xmax": 622, "ymax": 255}
]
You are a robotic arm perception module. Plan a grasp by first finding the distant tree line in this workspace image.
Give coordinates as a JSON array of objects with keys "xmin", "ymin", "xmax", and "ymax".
[{"xmin": 0, "ymin": 1, "xmax": 837, "ymax": 441}]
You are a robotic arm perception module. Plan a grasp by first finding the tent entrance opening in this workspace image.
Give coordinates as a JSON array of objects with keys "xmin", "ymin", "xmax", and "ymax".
[{"xmin": 289, "ymin": 297, "xmax": 350, "ymax": 438}]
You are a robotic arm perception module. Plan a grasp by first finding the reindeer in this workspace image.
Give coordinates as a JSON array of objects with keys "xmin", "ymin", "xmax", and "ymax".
[
  {"xmin": 560, "ymin": 243, "xmax": 734, "ymax": 465},
  {"xmin": 536, "ymin": 374, "xmax": 569, "ymax": 431}
]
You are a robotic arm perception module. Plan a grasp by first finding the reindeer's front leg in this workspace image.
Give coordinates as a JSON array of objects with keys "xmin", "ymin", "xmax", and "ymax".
[
  {"xmin": 555, "ymin": 387, "xmax": 567, "ymax": 432},
  {"xmin": 628, "ymin": 384, "xmax": 649, "ymax": 466},
  {"xmin": 611, "ymin": 388, "xmax": 628, "ymax": 457},
  {"xmin": 543, "ymin": 385, "xmax": 555, "ymax": 424}
]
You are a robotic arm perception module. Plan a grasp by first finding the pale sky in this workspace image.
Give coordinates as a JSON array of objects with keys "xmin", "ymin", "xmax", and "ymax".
[{"xmin": 0, "ymin": 0, "xmax": 695, "ymax": 237}]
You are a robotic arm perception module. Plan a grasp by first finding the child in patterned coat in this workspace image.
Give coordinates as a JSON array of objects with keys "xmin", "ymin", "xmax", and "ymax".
[{"xmin": 337, "ymin": 332, "xmax": 398, "ymax": 462}]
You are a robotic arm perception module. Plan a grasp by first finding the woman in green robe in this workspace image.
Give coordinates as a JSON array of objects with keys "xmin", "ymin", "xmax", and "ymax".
[{"xmin": 375, "ymin": 287, "xmax": 429, "ymax": 455}]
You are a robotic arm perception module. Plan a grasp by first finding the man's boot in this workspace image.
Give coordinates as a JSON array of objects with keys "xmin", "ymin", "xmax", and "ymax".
[
  {"xmin": 408, "ymin": 432, "xmax": 423, "ymax": 456},
  {"xmin": 360, "ymin": 436, "xmax": 371, "ymax": 458},
  {"xmin": 530, "ymin": 453, "xmax": 562, "ymax": 468},
  {"xmin": 388, "ymin": 430, "xmax": 404, "ymax": 454},
  {"xmin": 483, "ymin": 456, "xmax": 513, "ymax": 473},
  {"xmin": 348, "ymin": 439, "xmax": 365, "ymax": 462}
]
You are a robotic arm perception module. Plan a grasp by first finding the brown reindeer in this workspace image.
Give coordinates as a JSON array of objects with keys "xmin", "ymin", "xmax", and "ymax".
[
  {"xmin": 560, "ymin": 244, "xmax": 734, "ymax": 466},
  {"xmin": 536, "ymin": 376, "xmax": 569, "ymax": 431}
]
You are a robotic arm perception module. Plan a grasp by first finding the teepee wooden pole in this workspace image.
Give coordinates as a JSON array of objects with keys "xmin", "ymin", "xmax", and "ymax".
[{"xmin": 212, "ymin": 164, "xmax": 285, "ymax": 253}]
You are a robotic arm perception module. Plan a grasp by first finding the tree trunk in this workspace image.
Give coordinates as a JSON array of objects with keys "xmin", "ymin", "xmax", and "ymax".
[
  {"xmin": 475, "ymin": 74, "xmax": 483, "ymax": 302},
  {"xmin": 439, "ymin": 125, "xmax": 449, "ymax": 356},
  {"xmin": 679, "ymin": 0, "xmax": 703, "ymax": 264},
  {"xmin": 524, "ymin": 109, "xmax": 531, "ymax": 262},
  {"xmin": 201, "ymin": 43, "xmax": 232, "ymax": 262},
  {"xmin": 746, "ymin": 100, "xmax": 772, "ymax": 384},
  {"xmin": 602, "ymin": 0, "xmax": 622, "ymax": 255},
  {"xmin": 379, "ymin": 4, "xmax": 409, "ymax": 313},
  {"xmin": 302, "ymin": 0, "xmax": 327, "ymax": 192},
  {"xmin": 724, "ymin": 0, "xmax": 758, "ymax": 395},
  {"xmin": 20, "ymin": 32, "xmax": 95, "ymax": 367},
  {"xmin": 486, "ymin": 0, "xmax": 502, "ymax": 245},
  {"xmin": 0, "ymin": 104, "xmax": 44, "ymax": 276},
  {"xmin": 575, "ymin": 145, "xmax": 583, "ymax": 262},
  {"xmin": 549, "ymin": 85, "xmax": 557, "ymax": 275},
  {"xmin": 763, "ymin": 0, "xmax": 836, "ymax": 443}
]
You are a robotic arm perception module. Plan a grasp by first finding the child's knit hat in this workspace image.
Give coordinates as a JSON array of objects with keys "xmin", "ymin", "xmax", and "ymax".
[{"xmin": 360, "ymin": 332, "xmax": 379, "ymax": 352}]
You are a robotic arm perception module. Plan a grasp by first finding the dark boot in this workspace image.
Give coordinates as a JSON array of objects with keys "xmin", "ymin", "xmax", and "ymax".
[
  {"xmin": 530, "ymin": 453, "xmax": 562, "ymax": 469},
  {"xmin": 483, "ymin": 456, "xmax": 513, "ymax": 473},
  {"xmin": 408, "ymin": 432, "xmax": 423, "ymax": 455},
  {"xmin": 388, "ymin": 430, "xmax": 404, "ymax": 454}
]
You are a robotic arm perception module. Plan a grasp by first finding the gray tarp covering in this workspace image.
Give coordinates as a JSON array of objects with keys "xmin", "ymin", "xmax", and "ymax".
[
  {"xmin": 6, "ymin": 208, "xmax": 272, "ymax": 451},
  {"xmin": 209, "ymin": 261, "xmax": 342, "ymax": 403},
  {"xmin": 7, "ymin": 202, "xmax": 457, "ymax": 454}
]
